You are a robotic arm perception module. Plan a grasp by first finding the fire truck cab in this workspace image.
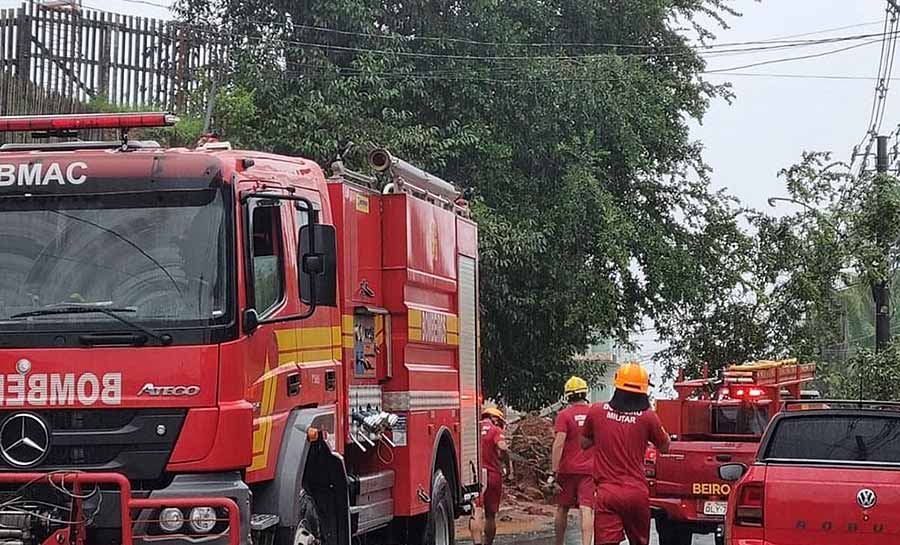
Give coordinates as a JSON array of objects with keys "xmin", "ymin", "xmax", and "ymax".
[
  {"xmin": 0, "ymin": 113, "xmax": 480, "ymax": 545},
  {"xmin": 648, "ymin": 359, "xmax": 815, "ymax": 545}
]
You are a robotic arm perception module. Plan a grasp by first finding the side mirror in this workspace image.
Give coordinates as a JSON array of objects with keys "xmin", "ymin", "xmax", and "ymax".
[
  {"xmin": 718, "ymin": 463, "xmax": 747, "ymax": 482},
  {"xmin": 243, "ymin": 308, "xmax": 260, "ymax": 335},
  {"xmin": 299, "ymin": 224, "xmax": 337, "ymax": 307}
]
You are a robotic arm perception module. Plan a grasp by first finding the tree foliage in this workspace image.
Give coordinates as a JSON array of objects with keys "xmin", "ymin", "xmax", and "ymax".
[
  {"xmin": 174, "ymin": 0, "xmax": 745, "ymax": 409},
  {"xmin": 656, "ymin": 148, "xmax": 900, "ymax": 400}
]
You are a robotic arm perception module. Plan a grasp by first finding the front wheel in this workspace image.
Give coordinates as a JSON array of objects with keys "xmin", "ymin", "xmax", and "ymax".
[
  {"xmin": 421, "ymin": 470, "xmax": 455, "ymax": 545},
  {"xmin": 275, "ymin": 492, "xmax": 327, "ymax": 545},
  {"xmin": 655, "ymin": 517, "xmax": 693, "ymax": 545}
]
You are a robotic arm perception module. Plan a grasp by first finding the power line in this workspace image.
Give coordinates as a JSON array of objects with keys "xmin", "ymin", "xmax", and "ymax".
[
  {"xmin": 705, "ymin": 72, "xmax": 900, "ymax": 81},
  {"xmin": 704, "ymin": 38, "xmax": 884, "ymax": 74},
  {"xmin": 874, "ymin": 14, "xmax": 899, "ymax": 135},
  {"xmin": 758, "ymin": 20, "xmax": 883, "ymax": 41},
  {"xmin": 183, "ymin": 27, "xmax": 897, "ymax": 65},
  {"xmin": 285, "ymin": 22, "xmax": 889, "ymax": 51},
  {"xmin": 98, "ymin": 0, "xmax": 171, "ymax": 9},
  {"xmin": 852, "ymin": 4, "xmax": 899, "ymax": 174}
]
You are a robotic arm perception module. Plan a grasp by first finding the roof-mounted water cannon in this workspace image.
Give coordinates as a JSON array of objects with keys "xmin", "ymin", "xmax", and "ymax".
[{"xmin": 368, "ymin": 148, "xmax": 461, "ymax": 204}]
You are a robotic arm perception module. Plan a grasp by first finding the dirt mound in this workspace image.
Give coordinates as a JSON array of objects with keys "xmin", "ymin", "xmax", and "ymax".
[{"xmin": 508, "ymin": 414, "xmax": 555, "ymax": 502}]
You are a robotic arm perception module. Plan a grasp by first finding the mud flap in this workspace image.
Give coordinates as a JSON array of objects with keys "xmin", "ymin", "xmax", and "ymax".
[{"xmin": 252, "ymin": 407, "xmax": 351, "ymax": 545}]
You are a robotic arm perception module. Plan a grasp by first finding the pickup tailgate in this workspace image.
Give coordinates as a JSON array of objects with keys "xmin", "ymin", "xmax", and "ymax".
[
  {"xmin": 758, "ymin": 410, "xmax": 900, "ymax": 545},
  {"xmin": 764, "ymin": 466, "xmax": 900, "ymax": 544},
  {"xmin": 653, "ymin": 440, "xmax": 757, "ymax": 520}
]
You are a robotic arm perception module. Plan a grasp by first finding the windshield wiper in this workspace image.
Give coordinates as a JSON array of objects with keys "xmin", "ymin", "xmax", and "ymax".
[{"xmin": 9, "ymin": 306, "xmax": 173, "ymax": 345}]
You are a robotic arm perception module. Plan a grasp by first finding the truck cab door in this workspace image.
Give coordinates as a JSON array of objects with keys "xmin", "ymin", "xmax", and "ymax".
[{"xmin": 241, "ymin": 190, "xmax": 305, "ymax": 479}]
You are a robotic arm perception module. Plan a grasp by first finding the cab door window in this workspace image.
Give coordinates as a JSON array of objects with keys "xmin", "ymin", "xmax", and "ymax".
[{"xmin": 249, "ymin": 202, "xmax": 284, "ymax": 314}]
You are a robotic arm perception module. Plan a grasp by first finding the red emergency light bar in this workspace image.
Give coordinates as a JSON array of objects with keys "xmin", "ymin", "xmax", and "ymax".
[
  {"xmin": 721, "ymin": 386, "xmax": 765, "ymax": 399},
  {"xmin": 0, "ymin": 112, "xmax": 178, "ymax": 132}
]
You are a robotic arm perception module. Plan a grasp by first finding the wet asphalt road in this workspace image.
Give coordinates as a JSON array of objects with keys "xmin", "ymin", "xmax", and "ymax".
[{"xmin": 458, "ymin": 520, "xmax": 717, "ymax": 545}]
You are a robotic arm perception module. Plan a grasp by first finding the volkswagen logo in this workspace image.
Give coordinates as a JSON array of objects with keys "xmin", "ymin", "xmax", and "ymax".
[
  {"xmin": 857, "ymin": 488, "xmax": 877, "ymax": 510},
  {"xmin": 0, "ymin": 413, "xmax": 49, "ymax": 468}
]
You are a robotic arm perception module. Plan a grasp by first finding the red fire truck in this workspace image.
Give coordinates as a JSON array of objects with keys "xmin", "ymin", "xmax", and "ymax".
[
  {"xmin": 647, "ymin": 359, "xmax": 816, "ymax": 545},
  {"xmin": 0, "ymin": 113, "xmax": 481, "ymax": 545}
]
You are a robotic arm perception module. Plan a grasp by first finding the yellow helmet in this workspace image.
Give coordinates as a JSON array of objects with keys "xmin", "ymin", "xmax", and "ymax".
[
  {"xmin": 482, "ymin": 407, "xmax": 505, "ymax": 422},
  {"xmin": 564, "ymin": 376, "xmax": 589, "ymax": 397},
  {"xmin": 614, "ymin": 362, "xmax": 650, "ymax": 394}
]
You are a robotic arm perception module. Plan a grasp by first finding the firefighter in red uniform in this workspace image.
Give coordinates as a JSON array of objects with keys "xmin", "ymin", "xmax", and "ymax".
[
  {"xmin": 549, "ymin": 376, "xmax": 594, "ymax": 545},
  {"xmin": 581, "ymin": 363, "xmax": 670, "ymax": 545},
  {"xmin": 469, "ymin": 406, "xmax": 511, "ymax": 545}
]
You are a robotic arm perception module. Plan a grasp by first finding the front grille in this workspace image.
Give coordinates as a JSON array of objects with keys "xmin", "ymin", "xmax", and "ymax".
[
  {"xmin": 0, "ymin": 409, "xmax": 186, "ymax": 481},
  {"xmin": 42, "ymin": 409, "xmax": 139, "ymax": 430}
]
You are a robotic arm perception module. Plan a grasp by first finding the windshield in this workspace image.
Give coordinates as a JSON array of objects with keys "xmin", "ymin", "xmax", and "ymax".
[
  {"xmin": 713, "ymin": 403, "xmax": 770, "ymax": 435},
  {"xmin": 765, "ymin": 415, "xmax": 900, "ymax": 464},
  {"xmin": 0, "ymin": 189, "xmax": 228, "ymax": 330}
]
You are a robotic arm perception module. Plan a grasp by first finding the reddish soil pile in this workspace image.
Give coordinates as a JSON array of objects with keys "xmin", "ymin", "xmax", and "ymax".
[{"xmin": 508, "ymin": 414, "xmax": 555, "ymax": 502}]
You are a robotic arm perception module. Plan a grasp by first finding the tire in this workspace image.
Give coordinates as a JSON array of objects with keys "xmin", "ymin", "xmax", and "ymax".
[
  {"xmin": 276, "ymin": 492, "xmax": 328, "ymax": 545},
  {"xmin": 656, "ymin": 518, "xmax": 693, "ymax": 545},
  {"xmin": 421, "ymin": 470, "xmax": 455, "ymax": 545}
]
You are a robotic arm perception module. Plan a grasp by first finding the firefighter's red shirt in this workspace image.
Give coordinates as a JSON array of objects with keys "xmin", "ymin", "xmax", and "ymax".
[
  {"xmin": 582, "ymin": 403, "xmax": 668, "ymax": 487},
  {"xmin": 480, "ymin": 418, "xmax": 504, "ymax": 474},
  {"xmin": 555, "ymin": 403, "xmax": 592, "ymax": 475}
]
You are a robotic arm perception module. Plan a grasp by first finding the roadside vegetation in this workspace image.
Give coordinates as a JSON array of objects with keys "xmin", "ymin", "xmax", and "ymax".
[{"xmin": 169, "ymin": 0, "xmax": 900, "ymax": 406}]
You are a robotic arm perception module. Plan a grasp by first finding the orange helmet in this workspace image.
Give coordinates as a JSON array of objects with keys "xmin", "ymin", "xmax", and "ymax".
[{"xmin": 614, "ymin": 362, "xmax": 651, "ymax": 394}]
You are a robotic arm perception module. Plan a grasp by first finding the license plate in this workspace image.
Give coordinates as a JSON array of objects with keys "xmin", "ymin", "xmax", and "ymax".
[{"xmin": 703, "ymin": 501, "xmax": 728, "ymax": 517}]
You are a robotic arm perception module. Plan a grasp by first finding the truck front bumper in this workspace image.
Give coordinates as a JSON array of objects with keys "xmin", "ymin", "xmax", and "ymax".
[{"xmin": 0, "ymin": 472, "xmax": 244, "ymax": 545}]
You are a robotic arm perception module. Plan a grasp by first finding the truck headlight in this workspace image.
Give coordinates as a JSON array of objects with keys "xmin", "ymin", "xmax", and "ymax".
[
  {"xmin": 189, "ymin": 507, "xmax": 217, "ymax": 533},
  {"xmin": 159, "ymin": 508, "xmax": 185, "ymax": 533}
]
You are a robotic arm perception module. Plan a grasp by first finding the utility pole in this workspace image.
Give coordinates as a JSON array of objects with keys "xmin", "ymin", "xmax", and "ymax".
[{"xmin": 874, "ymin": 135, "xmax": 892, "ymax": 351}]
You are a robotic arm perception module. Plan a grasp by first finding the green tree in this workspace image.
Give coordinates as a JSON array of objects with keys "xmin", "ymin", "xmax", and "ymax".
[
  {"xmin": 174, "ymin": 0, "xmax": 745, "ymax": 409},
  {"xmin": 657, "ymin": 149, "xmax": 900, "ymax": 401}
]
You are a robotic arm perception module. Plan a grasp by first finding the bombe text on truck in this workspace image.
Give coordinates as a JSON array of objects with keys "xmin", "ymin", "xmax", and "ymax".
[{"xmin": 0, "ymin": 112, "xmax": 482, "ymax": 545}]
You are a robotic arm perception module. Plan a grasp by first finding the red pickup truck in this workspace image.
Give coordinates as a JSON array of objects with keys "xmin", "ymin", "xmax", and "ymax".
[
  {"xmin": 649, "ymin": 361, "xmax": 816, "ymax": 545},
  {"xmin": 720, "ymin": 400, "xmax": 900, "ymax": 545}
]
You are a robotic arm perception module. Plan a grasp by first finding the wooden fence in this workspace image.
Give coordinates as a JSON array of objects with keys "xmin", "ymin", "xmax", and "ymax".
[
  {"xmin": 0, "ymin": 69, "xmax": 114, "ymax": 144},
  {"xmin": 0, "ymin": 1, "xmax": 222, "ymax": 112}
]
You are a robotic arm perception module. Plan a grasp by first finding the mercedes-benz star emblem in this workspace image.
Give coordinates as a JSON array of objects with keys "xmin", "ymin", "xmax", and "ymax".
[
  {"xmin": 0, "ymin": 413, "xmax": 49, "ymax": 468},
  {"xmin": 857, "ymin": 488, "xmax": 877, "ymax": 510}
]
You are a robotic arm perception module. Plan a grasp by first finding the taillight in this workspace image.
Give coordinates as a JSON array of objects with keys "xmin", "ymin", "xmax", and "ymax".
[
  {"xmin": 734, "ymin": 482, "xmax": 764, "ymax": 527},
  {"xmin": 644, "ymin": 446, "xmax": 657, "ymax": 478}
]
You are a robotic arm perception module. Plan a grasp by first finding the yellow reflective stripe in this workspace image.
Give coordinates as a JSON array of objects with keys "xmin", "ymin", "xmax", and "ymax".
[
  {"xmin": 342, "ymin": 315, "xmax": 354, "ymax": 334},
  {"xmin": 250, "ymin": 355, "xmax": 278, "ymax": 472},
  {"xmin": 297, "ymin": 326, "xmax": 335, "ymax": 349},
  {"xmin": 278, "ymin": 352, "xmax": 295, "ymax": 366},
  {"xmin": 408, "ymin": 309, "xmax": 422, "ymax": 328},
  {"xmin": 299, "ymin": 348, "xmax": 336, "ymax": 363},
  {"xmin": 275, "ymin": 329, "xmax": 298, "ymax": 351},
  {"xmin": 409, "ymin": 328, "xmax": 422, "ymax": 341},
  {"xmin": 447, "ymin": 333, "xmax": 459, "ymax": 345},
  {"xmin": 447, "ymin": 315, "xmax": 459, "ymax": 334},
  {"xmin": 249, "ymin": 417, "xmax": 273, "ymax": 472}
]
